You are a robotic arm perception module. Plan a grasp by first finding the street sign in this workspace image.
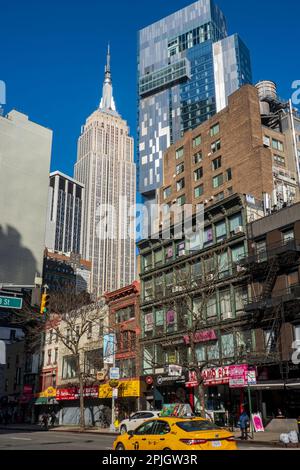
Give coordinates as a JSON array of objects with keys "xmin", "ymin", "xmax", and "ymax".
[
  {"xmin": 109, "ymin": 367, "xmax": 120, "ymax": 380},
  {"xmin": 0, "ymin": 296, "xmax": 23, "ymax": 310}
]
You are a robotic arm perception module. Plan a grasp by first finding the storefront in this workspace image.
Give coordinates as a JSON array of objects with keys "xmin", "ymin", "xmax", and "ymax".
[
  {"xmin": 33, "ymin": 387, "xmax": 59, "ymax": 423},
  {"xmin": 142, "ymin": 373, "xmax": 189, "ymax": 410},
  {"xmin": 99, "ymin": 379, "xmax": 142, "ymax": 420}
]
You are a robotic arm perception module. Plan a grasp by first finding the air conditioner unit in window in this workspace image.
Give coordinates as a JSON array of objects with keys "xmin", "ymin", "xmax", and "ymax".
[
  {"xmin": 234, "ymin": 226, "xmax": 244, "ymax": 235},
  {"xmin": 223, "ymin": 312, "xmax": 234, "ymax": 320}
]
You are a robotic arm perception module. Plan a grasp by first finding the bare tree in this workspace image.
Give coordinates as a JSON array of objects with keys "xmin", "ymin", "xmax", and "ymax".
[{"xmin": 48, "ymin": 289, "xmax": 108, "ymax": 430}]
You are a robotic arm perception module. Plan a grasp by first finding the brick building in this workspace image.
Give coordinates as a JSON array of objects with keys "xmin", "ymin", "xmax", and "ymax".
[
  {"xmin": 159, "ymin": 84, "xmax": 299, "ymax": 220},
  {"xmin": 240, "ymin": 202, "xmax": 300, "ymax": 419},
  {"xmin": 104, "ymin": 282, "xmax": 142, "ymax": 417}
]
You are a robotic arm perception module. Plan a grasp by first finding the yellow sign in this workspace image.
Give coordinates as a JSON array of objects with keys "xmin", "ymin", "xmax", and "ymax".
[
  {"xmin": 37, "ymin": 387, "xmax": 57, "ymax": 398},
  {"xmin": 99, "ymin": 380, "xmax": 140, "ymax": 399}
]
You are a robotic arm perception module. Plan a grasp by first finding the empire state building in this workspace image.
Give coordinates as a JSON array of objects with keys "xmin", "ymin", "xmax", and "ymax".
[{"xmin": 74, "ymin": 47, "xmax": 136, "ymax": 295}]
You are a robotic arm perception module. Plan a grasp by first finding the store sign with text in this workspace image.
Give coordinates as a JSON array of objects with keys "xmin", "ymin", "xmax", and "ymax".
[
  {"xmin": 202, "ymin": 366, "xmax": 230, "ymax": 386},
  {"xmin": 183, "ymin": 330, "xmax": 217, "ymax": 345},
  {"xmin": 56, "ymin": 386, "xmax": 99, "ymax": 401},
  {"xmin": 229, "ymin": 365, "xmax": 248, "ymax": 388}
]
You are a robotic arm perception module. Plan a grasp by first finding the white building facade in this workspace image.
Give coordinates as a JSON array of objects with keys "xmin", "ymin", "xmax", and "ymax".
[{"xmin": 74, "ymin": 48, "xmax": 136, "ymax": 296}]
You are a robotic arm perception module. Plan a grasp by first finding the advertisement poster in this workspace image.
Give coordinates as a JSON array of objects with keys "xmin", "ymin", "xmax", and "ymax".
[
  {"xmin": 229, "ymin": 365, "xmax": 248, "ymax": 388},
  {"xmin": 252, "ymin": 413, "xmax": 265, "ymax": 432},
  {"xmin": 103, "ymin": 334, "xmax": 115, "ymax": 364}
]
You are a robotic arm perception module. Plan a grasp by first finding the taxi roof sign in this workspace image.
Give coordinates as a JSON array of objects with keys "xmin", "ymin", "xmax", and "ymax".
[{"xmin": 159, "ymin": 403, "xmax": 193, "ymax": 418}]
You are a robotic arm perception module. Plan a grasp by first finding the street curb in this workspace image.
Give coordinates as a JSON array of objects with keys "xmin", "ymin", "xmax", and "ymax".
[
  {"xmin": 235, "ymin": 438, "xmax": 289, "ymax": 448},
  {"xmin": 0, "ymin": 426, "xmax": 118, "ymax": 437},
  {"xmin": 49, "ymin": 428, "xmax": 119, "ymax": 437}
]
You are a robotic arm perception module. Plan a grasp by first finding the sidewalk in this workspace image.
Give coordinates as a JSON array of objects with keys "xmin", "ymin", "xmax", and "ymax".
[
  {"xmin": 234, "ymin": 431, "xmax": 300, "ymax": 448},
  {"xmin": 0, "ymin": 423, "xmax": 118, "ymax": 436}
]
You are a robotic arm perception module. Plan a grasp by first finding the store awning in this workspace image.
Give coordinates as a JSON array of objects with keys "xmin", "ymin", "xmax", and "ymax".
[
  {"xmin": 250, "ymin": 381, "xmax": 300, "ymax": 391},
  {"xmin": 34, "ymin": 397, "xmax": 48, "ymax": 405}
]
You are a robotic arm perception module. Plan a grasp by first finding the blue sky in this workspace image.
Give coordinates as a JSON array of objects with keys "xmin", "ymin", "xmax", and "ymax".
[{"xmin": 1, "ymin": 0, "xmax": 299, "ymax": 177}]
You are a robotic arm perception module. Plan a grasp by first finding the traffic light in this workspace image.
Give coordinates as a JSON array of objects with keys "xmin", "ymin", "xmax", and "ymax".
[{"xmin": 40, "ymin": 293, "xmax": 50, "ymax": 314}]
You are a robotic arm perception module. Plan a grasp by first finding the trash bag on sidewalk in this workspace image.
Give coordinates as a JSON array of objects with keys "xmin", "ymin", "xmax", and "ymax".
[
  {"xmin": 280, "ymin": 433, "xmax": 290, "ymax": 444},
  {"xmin": 288, "ymin": 431, "xmax": 299, "ymax": 444}
]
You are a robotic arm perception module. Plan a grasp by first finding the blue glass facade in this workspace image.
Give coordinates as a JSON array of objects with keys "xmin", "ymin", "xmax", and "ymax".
[{"xmin": 137, "ymin": 0, "xmax": 252, "ymax": 200}]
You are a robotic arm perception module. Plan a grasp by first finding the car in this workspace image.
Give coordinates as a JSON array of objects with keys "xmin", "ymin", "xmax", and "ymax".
[
  {"xmin": 113, "ymin": 416, "xmax": 237, "ymax": 451},
  {"xmin": 119, "ymin": 411, "xmax": 161, "ymax": 435}
]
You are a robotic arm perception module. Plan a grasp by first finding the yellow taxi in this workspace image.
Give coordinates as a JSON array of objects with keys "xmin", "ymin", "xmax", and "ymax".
[{"xmin": 113, "ymin": 415, "xmax": 237, "ymax": 451}]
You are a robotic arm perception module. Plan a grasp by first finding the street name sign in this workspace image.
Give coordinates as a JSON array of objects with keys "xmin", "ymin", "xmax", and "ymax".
[{"xmin": 0, "ymin": 296, "xmax": 23, "ymax": 310}]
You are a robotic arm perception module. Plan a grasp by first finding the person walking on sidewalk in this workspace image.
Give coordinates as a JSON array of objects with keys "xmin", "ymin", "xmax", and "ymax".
[{"xmin": 239, "ymin": 410, "xmax": 250, "ymax": 440}]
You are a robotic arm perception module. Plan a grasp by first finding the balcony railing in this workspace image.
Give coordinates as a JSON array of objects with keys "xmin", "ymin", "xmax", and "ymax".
[
  {"xmin": 245, "ymin": 284, "xmax": 300, "ymax": 312},
  {"xmin": 239, "ymin": 239, "xmax": 300, "ymax": 267}
]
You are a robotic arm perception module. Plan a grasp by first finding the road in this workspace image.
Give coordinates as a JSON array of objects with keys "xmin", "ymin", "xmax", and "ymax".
[{"xmin": 0, "ymin": 430, "xmax": 290, "ymax": 451}]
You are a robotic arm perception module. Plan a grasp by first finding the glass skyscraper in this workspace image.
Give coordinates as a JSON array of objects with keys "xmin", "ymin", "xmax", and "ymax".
[{"xmin": 138, "ymin": 0, "xmax": 252, "ymax": 204}]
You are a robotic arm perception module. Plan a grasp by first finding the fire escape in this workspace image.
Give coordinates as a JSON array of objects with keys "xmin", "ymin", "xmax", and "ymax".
[{"xmin": 240, "ymin": 238, "xmax": 300, "ymax": 362}]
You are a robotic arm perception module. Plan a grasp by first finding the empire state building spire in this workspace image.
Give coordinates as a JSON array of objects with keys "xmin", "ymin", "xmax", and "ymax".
[{"xmin": 99, "ymin": 44, "xmax": 117, "ymax": 113}]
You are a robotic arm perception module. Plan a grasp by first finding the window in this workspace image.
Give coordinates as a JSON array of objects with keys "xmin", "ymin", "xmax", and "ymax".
[
  {"xmin": 155, "ymin": 309, "xmax": 164, "ymax": 328},
  {"xmin": 222, "ymin": 334, "xmax": 234, "ymax": 358},
  {"xmin": 165, "ymin": 270, "xmax": 173, "ymax": 287},
  {"xmin": 154, "ymin": 421, "xmax": 171, "ymax": 435},
  {"xmin": 229, "ymin": 213, "xmax": 243, "ymax": 234},
  {"xmin": 177, "ymin": 178, "xmax": 185, "ymax": 191},
  {"xmin": 237, "ymin": 331, "xmax": 252, "ymax": 355},
  {"xmin": 226, "ymin": 168, "xmax": 232, "ymax": 181},
  {"xmin": 232, "ymin": 244, "xmax": 245, "ymax": 263},
  {"xmin": 215, "ymin": 220, "xmax": 227, "ymax": 242},
  {"xmin": 283, "ymin": 229, "xmax": 294, "ymax": 243},
  {"xmin": 272, "ymin": 138, "xmax": 284, "ymax": 152},
  {"xmin": 194, "ymin": 167, "xmax": 203, "ymax": 181},
  {"xmin": 274, "ymin": 154, "xmax": 285, "ymax": 165},
  {"xmin": 177, "ymin": 195, "xmax": 186, "ymax": 206},
  {"xmin": 204, "ymin": 226, "xmax": 213, "ymax": 246},
  {"xmin": 256, "ymin": 240, "xmax": 267, "ymax": 262},
  {"xmin": 116, "ymin": 305, "xmax": 135, "ymax": 323},
  {"xmin": 191, "ymin": 260, "xmax": 202, "ymax": 280},
  {"xmin": 207, "ymin": 341, "xmax": 220, "ymax": 360},
  {"xmin": 155, "ymin": 274, "xmax": 164, "ymax": 297},
  {"xmin": 235, "ymin": 286, "xmax": 248, "ymax": 312},
  {"xmin": 47, "ymin": 350, "xmax": 52, "ymax": 365},
  {"xmin": 135, "ymin": 420, "xmax": 157, "ymax": 435},
  {"xmin": 212, "ymin": 157, "xmax": 222, "ymax": 171},
  {"xmin": 207, "ymin": 295, "xmax": 217, "ymax": 319},
  {"xmin": 263, "ymin": 135, "xmax": 270, "ymax": 147},
  {"xmin": 211, "ymin": 139, "xmax": 221, "ymax": 153},
  {"xmin": 84, "ymin": 349, "xmax": 103, "ymax": 375},
  {"xmin": 165, "ymin": 246, "xmax": 173, "ymax": 260},
  {"xmin": 218, "ymin": 252, "xmax": 230, "ymax": 278},
  {"xmin": 144, "ymin": 279, "xmax": 153, "ymax": 300},
  {"xmin": 62, "ymin": 355, "xmax": 78, "ymax": 379},
  {"xmin": 193, "ymin": 135, "xmax": 202, "ymax": 148},
  {"xmin": 143, "ymin": 253, "xmax": 152, "ymax": 271},
  {"xmin": 163, "ymin": 186, "xmax": 172, "ymax": 200},
  {"xmin": 176, "ymin": 242, "xmax": 186, "ymax": 257},
  {"xmin": 143, "ymin": 346, "xmax": 153, "ymax": 374},
  {"xmin": 176, "ymin": 163, "xmax": 184, "ymax": 175},
  {"xmin": 194, "ymin": 185, "xmax": 203, "ymax": 199},
  {"xmin": 219, "ymin": 290, "xmax": 232, "ymax": 320},
  {"xmin": 212, "ymin": 173, "xmax": 223, "ymax": 189},
  {"xmin": 210, "ymin": 123, "xmax": 220, "ymax": 137},
  {"xmin": 294, "ymin": 325, "xmax": 300, "ymax": 342},
  {"xmin": 154, "ymin": 249, "xmax": 163, "ymax": 265},
  {"xmin": 215, "ymin": 192, "xmax": 224, "ymax": 202},
  {"xmin": 54, "ymin": 348, "xmax": 58, "ymax": 365},
  {"xmin": 176, "ymin": 146, "xmax": 184, "ymax": 160},
  {"xmin": 196, "ymin": 344, "xmax": 206, "ymax": 363},
  {"xmin": 194, "ymin": 151, "xmax": 203, "ymax": 164}
]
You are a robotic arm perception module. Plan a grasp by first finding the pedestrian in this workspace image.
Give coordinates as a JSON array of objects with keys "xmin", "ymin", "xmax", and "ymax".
[
  {"xmin": 239, "ymin": 409, "xmax": 250, "ymax": 440},
  {"xmin": 41, "ymin": 412, "xmax": 49, "ymax": 431},
  {"xmin": 50, "ymin": 411, "xmax": 56, "ymax": 427}
]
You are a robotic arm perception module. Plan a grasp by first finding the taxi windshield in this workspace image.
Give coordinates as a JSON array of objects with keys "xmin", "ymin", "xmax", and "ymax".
[{"xmin": 176, "ymin": 420, "xmax": 221, "ymax": 432}]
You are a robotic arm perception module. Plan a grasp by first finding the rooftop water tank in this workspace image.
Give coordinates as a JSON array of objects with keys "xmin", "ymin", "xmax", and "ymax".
[{"xmin": 255, "ymin": 81, "xmax": 277, "ymax": 115}]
